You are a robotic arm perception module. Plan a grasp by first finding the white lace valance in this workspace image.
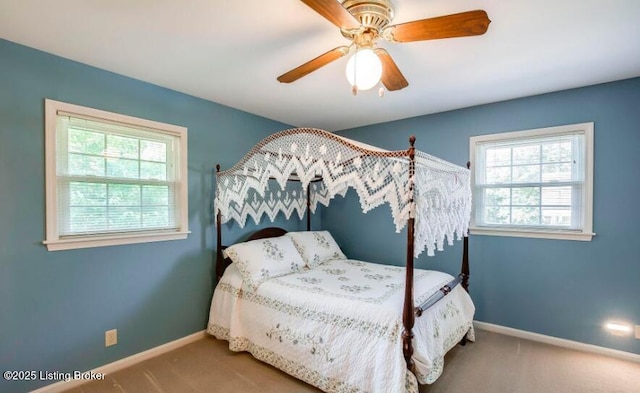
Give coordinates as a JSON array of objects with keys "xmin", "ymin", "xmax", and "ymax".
[{"xmin": 215, "ymin": 128, "xmax": 471, "ymax": 257}]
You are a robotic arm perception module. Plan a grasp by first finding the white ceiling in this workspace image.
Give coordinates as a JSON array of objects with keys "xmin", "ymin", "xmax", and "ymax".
[{"xmin": 1, "ymin": 0, "xmax": 639, "ymax": 131}]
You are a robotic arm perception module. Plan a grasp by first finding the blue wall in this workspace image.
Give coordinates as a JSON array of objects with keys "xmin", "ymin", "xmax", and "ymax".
[
  {"xmin": 325, "ymin": 77, "xmax": 640, "ymax": 355},
  {"xmin": 0, "ymin": 39, "xmax": 300, "ymax": 392}
]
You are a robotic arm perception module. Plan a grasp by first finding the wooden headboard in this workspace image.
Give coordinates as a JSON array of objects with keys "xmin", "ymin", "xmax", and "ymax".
[
  {"xmin": 216, "ymin": 227, "xmax": 288, "ymax": 281},
  {"xmin": 246, "ymin": 227, "xmax": 288, "ymax": 241}
]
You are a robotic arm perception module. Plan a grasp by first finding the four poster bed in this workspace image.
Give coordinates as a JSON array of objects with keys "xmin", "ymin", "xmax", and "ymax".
[{"xmin": 207, "ymin": 128, "xmax": 474, "ymax": 392}]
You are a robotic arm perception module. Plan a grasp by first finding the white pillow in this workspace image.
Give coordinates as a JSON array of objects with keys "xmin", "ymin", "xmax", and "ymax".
[
  {"xmin": 286, "ymin": 231, "xmax": 346, "ymax": 268},
  {"xmin": 224, "ymin": 235, "xmax": 306, "ymax": 291}
]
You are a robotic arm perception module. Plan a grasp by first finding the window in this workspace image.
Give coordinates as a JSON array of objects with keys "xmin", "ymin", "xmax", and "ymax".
[
  {"xmin": 44, "ymin": 99, "xmax": 189, "ymax": 251},
  {"xmin": 469, "ymin": 123, "xmax": 594, "ymax": 241}
]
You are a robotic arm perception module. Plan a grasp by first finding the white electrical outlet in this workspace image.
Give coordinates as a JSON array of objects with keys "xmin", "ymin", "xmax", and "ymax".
[
  {"xmin": 105, "ymin": 329, "xmax": 118, "ymax": 347},
  {"xmin": 635, "ymin": 325, "xmax": 640, "ymax": 340}
]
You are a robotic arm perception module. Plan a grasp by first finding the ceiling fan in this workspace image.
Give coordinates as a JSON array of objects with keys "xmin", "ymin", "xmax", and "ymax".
[{"xmin": 277, "ymin": 0, "xmax": 491, "ymax": 94}]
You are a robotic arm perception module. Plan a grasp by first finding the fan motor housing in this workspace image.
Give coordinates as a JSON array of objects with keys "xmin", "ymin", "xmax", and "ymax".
[{"xmin": 342, "ymin": 0, "xmax": 394, "ymax": 31}]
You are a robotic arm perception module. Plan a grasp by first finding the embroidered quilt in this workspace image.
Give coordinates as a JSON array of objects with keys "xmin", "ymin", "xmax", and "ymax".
[{"xmin": 208, "ymin": 259, "xmax": 475, "ymax": 392}]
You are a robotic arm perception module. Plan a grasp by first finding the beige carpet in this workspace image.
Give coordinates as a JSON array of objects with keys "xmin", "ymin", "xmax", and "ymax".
[
  {"xmin": 62, "ymin": 329, "xmax": 640, "ymax": 393},
  {"xmin": 421, "ymin": 330, "xmax": 640, "ymax": 393}
]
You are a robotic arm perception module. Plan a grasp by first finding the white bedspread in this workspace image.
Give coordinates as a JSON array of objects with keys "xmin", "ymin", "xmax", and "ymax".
[{"xmin": 207, "ymin": 259, "xmax": 475, "ymax": 393}]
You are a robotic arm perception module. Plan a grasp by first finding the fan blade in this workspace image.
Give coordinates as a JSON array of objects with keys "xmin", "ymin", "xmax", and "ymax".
[
  {"xmin": 375, "ymin": 48, "xmax": 408, "ymax": 91},
  {"xmin": 383, "ymin": 10, "xmax": 490, "ymax": 42},
  {"xmin": 300, "ymin": 0, "xmax": 361, "ymax": 30},
  {"xmin": 278, "ymin": 46, "xmax": 350, "ymax": 83}
]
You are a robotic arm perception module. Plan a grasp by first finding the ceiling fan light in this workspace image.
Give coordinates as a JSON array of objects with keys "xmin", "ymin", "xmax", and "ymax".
[{"xmin": 346, "ymin": 48, "xmax": 382, "ymax": 91}]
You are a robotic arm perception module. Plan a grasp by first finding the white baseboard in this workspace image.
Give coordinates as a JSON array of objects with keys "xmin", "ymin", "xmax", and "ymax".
[
  {"xmin": 474, "ymin": 321, "xmax": 640, "ymax": 363},
  {"xmin": 30, "ymin": 330, "xmax": 208, "ymax": 393}
]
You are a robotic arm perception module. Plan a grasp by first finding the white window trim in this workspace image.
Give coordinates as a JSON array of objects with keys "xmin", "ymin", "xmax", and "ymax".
[
  {"xmin": 469, "ymin": 122, "xmax": 595, "ymax": 241},
  {"xmin": 43, "ymin": 99, "xmax": 190, "ymax": 251}
]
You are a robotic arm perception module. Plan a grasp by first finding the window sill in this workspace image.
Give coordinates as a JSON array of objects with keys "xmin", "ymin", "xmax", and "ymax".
[
  {"xmin": 469, "ymin": 227, "xmax": 594, "ymax": 241},
  {"xmin": 43, "ymin": 230, "xmax": 190, "ymax": 251}
]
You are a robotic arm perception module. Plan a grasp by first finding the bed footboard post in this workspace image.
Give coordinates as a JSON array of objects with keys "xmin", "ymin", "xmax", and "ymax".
[
  {"xmin": 306, "ymin": 183, "xmax": 311, "ymax": 231},
  {"xmin": 461, "ymin": 161, "xmax": 471, "ymax": 293},
  {"xmin": 461, "ymin": 235, "xmax": 470, "ymax": 292},
  {"xmin": 403, "ymin": 220, "xmax": 415, "ymax": 371},
  {"xmin": 215, "ymin": 164, "xmax": 224, "ymax": 281},
  {"xmin": 402, "ymin": 136, "xmax": 417, "ymax": 372}
]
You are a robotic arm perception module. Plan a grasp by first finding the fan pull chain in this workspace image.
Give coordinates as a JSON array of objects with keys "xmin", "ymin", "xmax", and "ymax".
[{"xmin": 351, "ymin": 49, "xmax": 358, "ymax": 95}]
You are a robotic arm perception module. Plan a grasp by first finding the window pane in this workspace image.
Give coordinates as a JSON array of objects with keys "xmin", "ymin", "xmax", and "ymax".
[
  {"xmin": 542, "ymin": 141, "xmax": 572, "ymax": 163},
  {"xmin": 68, "ymin": 128, "xmax": 104, "ymax": 155},
  {"xmin": 485, "ymin": 206, "xmax": 510, "ymax": 224},
  {"xmin": 70, "ymin": 182, "xmax": 106, "ymax": 206},
  {"xmin": 140, "ymin": 161, "xmax": 166, "ymax": 180},
  {"xmin": 485, "ymin": 188, "xmax": 510, "ymax": 205},
  {"xmin": 541, "ymin": 163, "xmax": 572, "ymax": 182},
  {"xmin": 541, "ymin": 207, "xmax": 571, "ymax": 226},
  {"xmin": 541, "ymin": 186, "xmax": 572, "ymax": 206},
  {"xmin": 512, "ymin": 164, "xmax": 540, "ymax": 183},
  {"xmin": 106, "ymin": 158, "xmax": 139, "ymax": 179},
  {"xmin": 142, "ymin": 185, "xmax": 169, "ymax": 205},
  {"xmin": 108, "ymin": 207, "xmax": 141, "ymax": 230},
  {"xmin": 68, "ymin": 154, "xmax": 105, "ymax": 176},
  {"xmin": 513, "ymin": 145, "xmax": 540, "ymax": 165},
  {"xmin": 512, "ymin": 187, "xmax": 540, "ymax": 206},
  {"xmin": 106, "ymin": 135, "xmax": 138, "ymax": 159},
  {"xmin": 486, "ymin": 166, "xmax": 511, "ymax": 184},
  {"xmin": 486, "ymin": 147, "xmax": 511, "ymax": 166},
  {"xmin": 69, "ymin": 207, "xmax": 107, "ymax": 232},
  {"xmin": 143, "ymin": 206, "xmax": 169, "ymax": 228},
  {"xmin": 108, "ymin": 184, "xmax": 140, "ymax": 206},
  {"xmin": 141, "ymin": 140, "xmax": 167, "ymax": 162},
  {"xmin": 512, "ymin": 207, "xmax": 539, "ymax": 225}
]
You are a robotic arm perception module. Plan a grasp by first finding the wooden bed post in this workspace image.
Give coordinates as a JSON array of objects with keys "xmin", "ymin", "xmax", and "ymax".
[
  {"xmin": 461, "ymin": 161, "xmax": 471, "ymax": 293},
  {"xmin": 461, "ymin": 234, "xmax": 470, "ymax": 292},
  {"xmin": 306, "ymin": 183, "xmax": 311, "ymax": 231},
  {"xmin": 215, "ymin": 164, "xmax": 224, "ymax": 281},
  {"xmin": 402, "ymin": 135, "xmax": 416, "ymax": 372}
]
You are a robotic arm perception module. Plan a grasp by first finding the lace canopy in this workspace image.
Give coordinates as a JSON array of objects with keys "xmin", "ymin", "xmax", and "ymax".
[{"xmin": 215, "ymin": 128, "xmax": 471, "ymax": 257}]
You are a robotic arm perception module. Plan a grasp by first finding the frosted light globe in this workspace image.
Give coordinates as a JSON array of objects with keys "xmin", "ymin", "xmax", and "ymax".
[{"xmin": 346, "ymin": 49, "xmax": 383, "ymax": 91}]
